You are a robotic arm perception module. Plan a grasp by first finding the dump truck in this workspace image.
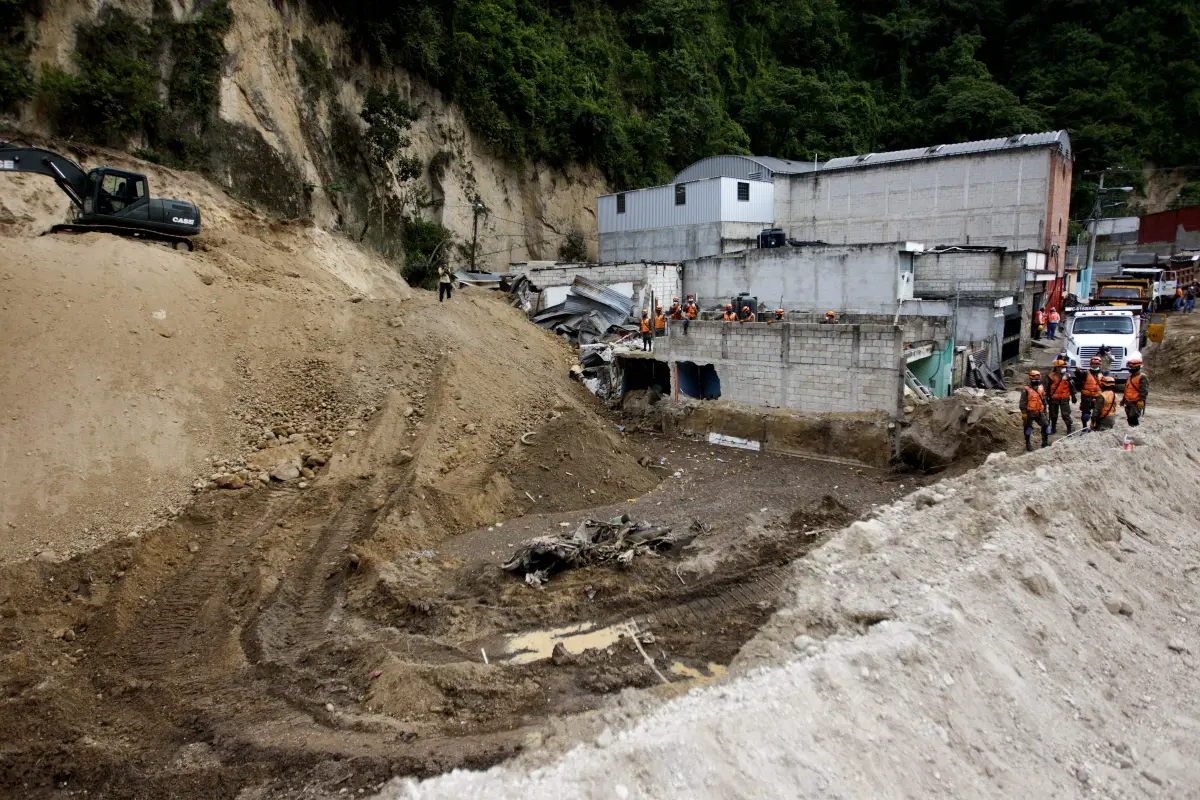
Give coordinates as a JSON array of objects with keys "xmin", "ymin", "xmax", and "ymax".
[
  {"xmin": 1092, "ymin": 278, "xmax": 1153, "ymax": 314},
  {"xmin": 0, "ymin": 142, "xmax": 201, "ymax": 250},
  {"xmin": 1120, "ymin": 266, "xmax": 1177, "ymax": 310}
]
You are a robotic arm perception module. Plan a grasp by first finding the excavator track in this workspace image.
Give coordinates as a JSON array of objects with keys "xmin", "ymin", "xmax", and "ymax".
[{"xmin": 48, "ymin": 223, "xmax": 195, "ymax": 251}]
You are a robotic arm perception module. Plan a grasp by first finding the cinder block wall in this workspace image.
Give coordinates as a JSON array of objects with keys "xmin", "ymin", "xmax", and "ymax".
[{"xmin": 659, "ymin": 320, "xmax": 903, "ymax": 415}]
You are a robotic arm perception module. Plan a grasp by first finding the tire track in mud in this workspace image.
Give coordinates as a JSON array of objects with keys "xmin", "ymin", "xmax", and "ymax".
[
  {"xmin": 244, "ymin": 361, "xmax": 450, "ymax": 669},
  {"xmin": 118, "ymin": 486, "xmax": 303, "ymax": 673}
]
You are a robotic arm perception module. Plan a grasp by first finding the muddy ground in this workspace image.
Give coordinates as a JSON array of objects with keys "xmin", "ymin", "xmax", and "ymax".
[{"xmin": 0, "ymin": 405, "xmax": 907, "ymax": 798}]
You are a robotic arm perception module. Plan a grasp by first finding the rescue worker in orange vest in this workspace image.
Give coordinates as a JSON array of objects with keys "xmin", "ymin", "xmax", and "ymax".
[
  {"xmin": 1121, "ymin": 357, "xmax": 1148, "ymax": 427},
  {"xmin": 774, "ymin": 308, "xmax": 785, "ymax": 322},
  {"xmin": 683, "ymin": 294, "xmax": 697, "ymax": 335},
  {"xmin": 821, "ymin": 310, "xmax": 838, "ymax": 324},
  {"xmin": 1047, "ymin": 307, "xmax": 1061, "ymax": 339},
  {"xmin": 1176, "ymin": 286, "xmax": 1185, "ymax": 311},
  {"xmin": 1090, "ymin": 376, "xmax": 1119, "ymax": 431},
  {"xmin": 669, "ymin": 297, "xmax": 684, "ymax": 321},
  {"xmin": 1020, "ymin": 369, "xmax": 1050, "ymax": 451},
  {"xmin": 1044, "ymin": 359, "xmax": 1076, "ymax": 435},
  {"xmin": 1075, "ymin": 356, "xmax": 1104, "ymax": 429},
  {"xmin": 654, "ymin": 304, "xmax": 667, "ymax": 336},
  {"xmin": 1033, "ymin": 308, "xmax": 1047, "ymax": 340},
  {"xmin": 722, "ymin": 303, "xmax": 738, "ymax": 322},
  {"xmin": 639, "ymin": 310, "xmax": 653, "ymax": 351},
  {"xmin": 739, "ymin": 304, "xmax": 755, "ymax": 323}
]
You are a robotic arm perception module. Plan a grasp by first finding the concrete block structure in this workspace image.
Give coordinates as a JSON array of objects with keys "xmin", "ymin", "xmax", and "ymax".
[
  {"xmin": 638, "ymin": 320, "xmax": 906, "ymax": 415},
  {"xmin": 773, "ymin": 132, "xmax": 1073, "ymax": 270},
  {"xmin": 684, "ymin": 242, "xmax": 919, "ymax": 314},
  {"xmin": 598, "ymin": 177, "xmax": 774, "ymax": 262}
]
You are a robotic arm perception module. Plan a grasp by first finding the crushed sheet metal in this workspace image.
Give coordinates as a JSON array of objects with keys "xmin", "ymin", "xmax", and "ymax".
[{"xmin": 708, "ymin": 432, "xmax": 761, "ymax": 451}]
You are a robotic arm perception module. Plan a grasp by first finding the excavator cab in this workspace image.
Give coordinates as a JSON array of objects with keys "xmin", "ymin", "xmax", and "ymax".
[{"xmin": 88, "ymin": 169, "xmax": 147, "ymax": 215}]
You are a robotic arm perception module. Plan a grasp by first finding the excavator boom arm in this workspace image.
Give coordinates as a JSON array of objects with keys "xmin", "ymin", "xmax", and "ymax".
[{"xmin": 0, "ymin": 143, "xmax": 89, "ymax": 208}]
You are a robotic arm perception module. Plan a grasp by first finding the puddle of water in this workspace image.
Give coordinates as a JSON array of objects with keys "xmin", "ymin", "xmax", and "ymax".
[
  {"xmin": 668, "ymin": 662, "xmax": 728, "ymax": 682},
  {"xmin": 502, "ymin": 622, "xmax": 627, "ymax": 665}
]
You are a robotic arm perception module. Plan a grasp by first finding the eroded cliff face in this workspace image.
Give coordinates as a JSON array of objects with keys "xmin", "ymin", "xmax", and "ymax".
[{"xmin": 11, "ymin": 0, "xmax": 605, "ymax": 268}]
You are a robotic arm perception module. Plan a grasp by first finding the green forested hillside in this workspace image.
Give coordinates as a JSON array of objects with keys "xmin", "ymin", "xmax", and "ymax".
[{"xmin": 320, "ymin": 0, "xmax": 1200, "ymax": 207}]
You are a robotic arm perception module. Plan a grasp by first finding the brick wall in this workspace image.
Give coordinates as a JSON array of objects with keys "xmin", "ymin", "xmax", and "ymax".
[{"xmin": 659, "ymin": 320, "xmax": 902, "ymax": 415}]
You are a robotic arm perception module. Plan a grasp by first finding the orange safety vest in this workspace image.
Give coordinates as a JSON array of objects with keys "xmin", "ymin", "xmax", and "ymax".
[
  {"xmin": 1023, "ymin": 385, "xmax": 1046, "ymax": 415},
  {"xmin": 1048, "ymin": 373, "xmax": 1072, "ymax": 400},
  {"xmin": 1095, "ymin": 390, "xmax": 1118, "ymax": 419},
  {"xmin": 685, "ymin": 303, "xmax": 698, "ymax": 319},
  {"xmin": 639, "ymin": 317, "xmax": 651, "ymax": 334},
  {"xmin": 1034, "ymin": 310, "xmax": 1046, "ymax": 325},
  {"xmin": 740, "ymin": 311, "xmax": 755, "ymax": 322},
  {"xmin": 1048, "ymin": 310, "xmax": 1060, "ymax": 323},
  {"xmin": 670, "ymin": 305, "xmax": 684, "ymax": 320},
  {"xmin": 722, "ymin": 311, "xmax": 737, "ymax": 321},
  {"xmin": 1081, "ymin": 371, "xmax": 1102, "ymax": 397},
  {"xmin": 1124, "ymin": 373, "xmax": 1145, "ymax": 402},
  {"xmin": 654, "ymin": 313, "xmax": 666, "ymax": 330}
]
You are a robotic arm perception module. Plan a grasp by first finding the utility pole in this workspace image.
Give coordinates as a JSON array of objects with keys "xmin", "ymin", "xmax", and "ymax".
[
  {"xmin": 1083, "ymin": 172, "xmax": 1104, "ymax": 303},
  {"xmin": 470, "ymin": 199, "xmax": 485, "ymax": 273}
]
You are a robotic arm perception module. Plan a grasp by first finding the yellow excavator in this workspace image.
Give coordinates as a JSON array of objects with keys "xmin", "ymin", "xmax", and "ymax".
[{"xmin": 0, "ymin": 141, "xmax": 201, "ymax": 251}]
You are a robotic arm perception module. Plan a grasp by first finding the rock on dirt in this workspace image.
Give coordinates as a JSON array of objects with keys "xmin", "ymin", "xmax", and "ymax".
[{"xmin": 270, "ymin": 462, "xmax": 301, "ymax": 482}]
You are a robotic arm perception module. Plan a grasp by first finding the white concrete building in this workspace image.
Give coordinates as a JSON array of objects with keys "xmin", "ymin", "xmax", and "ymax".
[
  {"xmin": 773, "ymin": 132, "xmax": 1074, "ymax": 264},
  {"xmin": 597, "ymin": 177, "xmax": 774, "ymax": 263}
]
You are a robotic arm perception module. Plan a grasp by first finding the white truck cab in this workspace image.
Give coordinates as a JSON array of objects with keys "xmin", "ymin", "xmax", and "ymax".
[
  {"xmin": 1120, "ymin": 266, "xmax": 1177, "ymax": 310},
  {"xmin": 1063, "ymin": 307, "xmax": 1143, "ymax": 380}
]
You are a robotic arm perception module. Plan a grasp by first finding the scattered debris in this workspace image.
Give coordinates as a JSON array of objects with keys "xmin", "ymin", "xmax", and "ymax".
[
  {"xmin": 501, "ymin": 515, "xmax": 676, "ymax": 583},
  {"xmin": 708, "ymin": 432, "xmax": 761, "ymax": 451}
]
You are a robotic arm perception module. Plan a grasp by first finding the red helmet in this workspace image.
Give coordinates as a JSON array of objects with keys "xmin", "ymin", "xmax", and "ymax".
[{"xmin": 1127, "ymin": 358, "xmax": 1143, "ymax": 369}]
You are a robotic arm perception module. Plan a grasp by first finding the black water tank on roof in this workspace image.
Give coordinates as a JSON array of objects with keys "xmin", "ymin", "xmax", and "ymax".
[{"xmin": 757, "ymin": 228, "xmax": 786, "ymax": 248}]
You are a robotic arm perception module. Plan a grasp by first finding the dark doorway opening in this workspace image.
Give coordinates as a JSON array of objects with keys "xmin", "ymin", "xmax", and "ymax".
[
  {"xmin": 677, "ymin": 361, "xmax": 721, "ymax": 400},
  {"xmin": 621, "ymin": 357, "xmax": 672, "ymax": 394}
]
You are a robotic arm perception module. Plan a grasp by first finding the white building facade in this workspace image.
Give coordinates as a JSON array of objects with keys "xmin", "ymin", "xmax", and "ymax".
[{"xmin": 597, "ymin": 176, "xmax": 774, "ymax": 263}]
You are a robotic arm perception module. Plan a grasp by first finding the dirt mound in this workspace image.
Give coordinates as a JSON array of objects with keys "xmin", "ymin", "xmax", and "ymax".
[
  {"xmin": 497, "ymin": 409, "xmax": 659, "ymax": 515},
  {"xmin": 381, "ymin": 410, "xmax": 1200, "ymax": 799},
  {"xmin": 897, "ymin": 392, "xmax": 1021, "ymax": 472},
  {"xmin": 1145, "ymin": 312, "xmax": 1200, "ymax": 391},
  {"xmin": 788, "ymin": 494, "xmax": 854, "ymax": 531}
]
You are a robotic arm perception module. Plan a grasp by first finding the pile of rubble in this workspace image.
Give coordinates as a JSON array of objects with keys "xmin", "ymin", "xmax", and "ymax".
[
  {"xmin": 501, "ymin": 514, "xmax": 676, "ymax": 585},
  {"xmin": 509, "ymin": 275, "xmax": 638, "ymax": 344}
]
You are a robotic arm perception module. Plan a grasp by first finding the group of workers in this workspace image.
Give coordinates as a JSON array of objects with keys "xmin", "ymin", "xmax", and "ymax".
[
  {"xmin": 640, "ymin": 295, "xmax": 699, "ymax": 351},
  {"xmin": 1175, "ymin": 283, "xmax": 1199, "ymax": 313},
  {"xmin": 1019, "ymin": 355, "xmax": 1149, "ymax": 451},
  {"xmin": 1032, "ymin": 306, "xmax": 1062, "ymax": 340}
]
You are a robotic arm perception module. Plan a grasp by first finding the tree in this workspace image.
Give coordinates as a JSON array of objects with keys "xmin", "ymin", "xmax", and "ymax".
[
  {"xmin": 558, "ymin": 229, "xmax": 589, "ymax": 262},
  {"xmin": 361, "ymin": 82, "xmax": 422, "ymax": 181}
]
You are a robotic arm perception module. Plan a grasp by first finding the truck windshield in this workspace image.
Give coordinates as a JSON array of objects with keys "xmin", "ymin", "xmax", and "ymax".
[
  {"xmin": 1098, "ymin": 287, "xmax": 1142, "ymax": 299},
  {"xmin": 1074, "ymin": 316, "xmax": 1134, "ymax": 334}
]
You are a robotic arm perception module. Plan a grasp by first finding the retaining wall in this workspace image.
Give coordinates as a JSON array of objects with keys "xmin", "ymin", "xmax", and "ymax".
[{"xmin": 656, "ymin": 320, "xmax": 904, "ymax": 415}]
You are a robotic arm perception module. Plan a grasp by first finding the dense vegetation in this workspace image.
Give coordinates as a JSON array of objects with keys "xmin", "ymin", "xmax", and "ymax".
[
  {"xmin": 315, "ymin": 0, "xmax": 1200, "ymax": 210},
  {"xmin": 34, "ymin": 2, "xmax": 232, "ymax": 167}
]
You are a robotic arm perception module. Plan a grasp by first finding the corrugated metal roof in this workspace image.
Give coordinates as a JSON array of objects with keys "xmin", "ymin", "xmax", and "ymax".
[
  {"xmin": 570, "ymin": 276, "xmax": 633, "ymax": 316},
  {"xmin": 810, "ymin": 131, "xmax": 1070, "ymax": 173},
  {"xmin": 671, "ymin": 131, "xmax": 1070, "ymax": 183}
]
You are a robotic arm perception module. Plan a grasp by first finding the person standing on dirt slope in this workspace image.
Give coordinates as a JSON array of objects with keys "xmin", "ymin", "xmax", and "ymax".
[
  {"xmin": 1076, "ymin": 356, "xmax": 1104, "ymax": 429},
  {"xmin": 639, "ymin": 311, "xmax": 653, "ymax": 352},
  {"xmin": 1045, "ymin": 359, "xmax": 1076, "ymax": 435},
  {"xmin": 1091, "ymin": 376, "xmax": 1120, "ymax": 431},
  {"xmin": 1047, "ymin": 307, "xmax": 1060, "ymax": 339},
  {"xmin": 1121, "ymin": 358, "xmax": 1148, "ymax": 427},
  {"xmin": 1020, "ymin": 369, "xmax": 1050, "ymax": 451},
  {"xmin": 654, "ymin": 304, "xmax": 667, "ymax": 337},
  {"xmin": 1186, "ymin": 286, "xmax": 1197, "ymax": 313},
  {"xmin": 438, "ymin": 263, "xmax": 454, "ymax": 302}
]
